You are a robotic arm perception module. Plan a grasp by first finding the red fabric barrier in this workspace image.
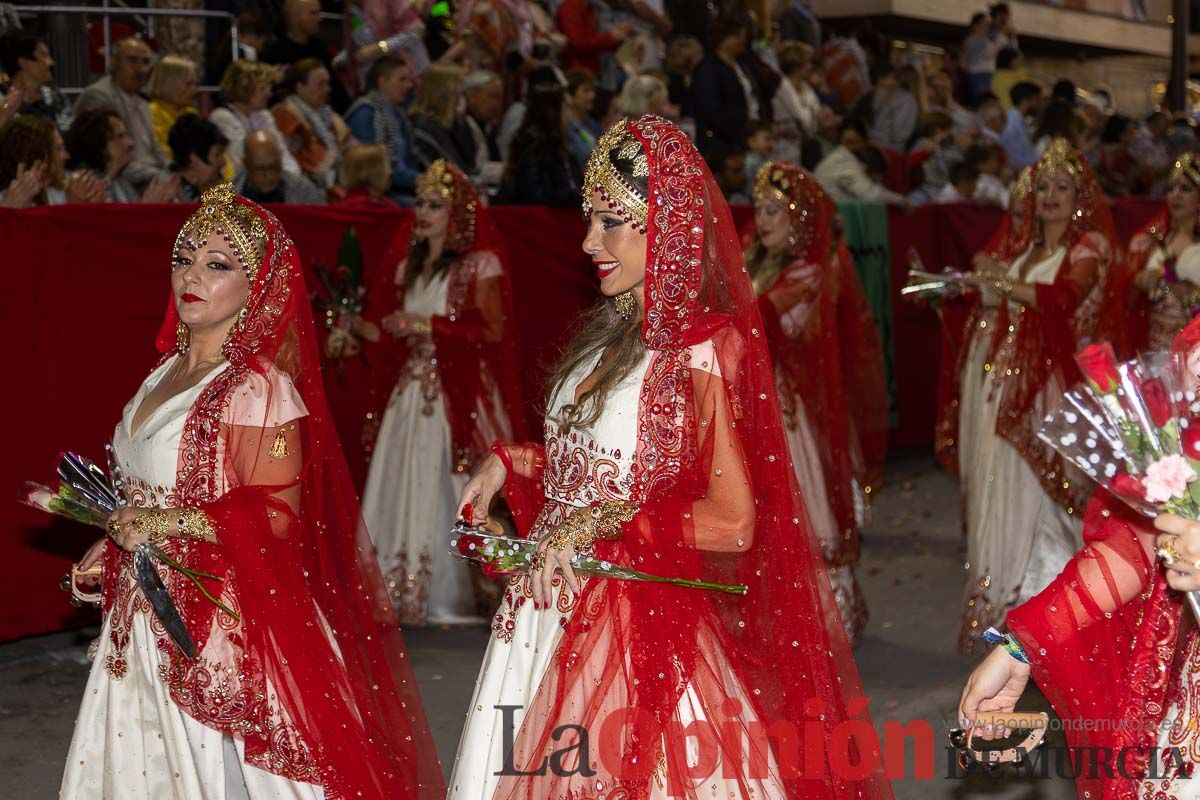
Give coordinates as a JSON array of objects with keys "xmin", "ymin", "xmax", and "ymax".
[{"xmin": 0, "ymin": 199, "xmax": 1167, "ymax": 642}]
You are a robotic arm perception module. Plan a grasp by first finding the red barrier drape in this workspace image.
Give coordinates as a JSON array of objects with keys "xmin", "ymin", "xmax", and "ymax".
[{"xmin": 0, "ymin": 199, "xmax": 1165, "ymax": 642}]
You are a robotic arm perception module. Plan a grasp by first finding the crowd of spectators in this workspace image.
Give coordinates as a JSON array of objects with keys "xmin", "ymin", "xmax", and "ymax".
[{"xmin": 0, "ymin": 0, "xmax": 1195, "ymax": 211}]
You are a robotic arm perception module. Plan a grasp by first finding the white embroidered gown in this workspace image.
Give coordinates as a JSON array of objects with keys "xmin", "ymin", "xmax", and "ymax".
[
  {"xmin": 446, "ymin": 342, "xmax": 785, "ymax": 799},
  {"xmin": 60, "ymin": 355, "xmax": 321, "ymax": 799},
  {"xmin": 958, "ymin": 243, "xmax": 1088, "ymax": 641},
  {"xmin": 361, "ymin": 253, "xmax": 510, "ymax": 625}
]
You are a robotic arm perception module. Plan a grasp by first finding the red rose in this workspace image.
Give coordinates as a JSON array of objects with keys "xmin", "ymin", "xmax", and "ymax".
[
  {"xmin": 1183, "ymin": 422, "xmax": 1200, "ymax": 459},
  {"xmin": 456, "ymin": 533, "xmax": 483, "ymax": 556},
  {"xmin": 1075, "ymin": 342, "xmax": 1121, "ymax": 394},
  {"xmin": 1111, "ymin": 472, "xmax": 1147, "ymax": 501},
  {"xmin": 1142, "ymin": 378, "xmax": 1171, "ymax": 428},
  {"xmin": 481, "ymin": 560, "xmax": 517, "ymax": 579}
]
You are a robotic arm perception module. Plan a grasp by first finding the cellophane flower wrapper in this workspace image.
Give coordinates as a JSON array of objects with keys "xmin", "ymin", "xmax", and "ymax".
[
  {"xmin": 1038, "ymin": 344, "xmax": 1200, "ymax": 520},
  {"xmin": 901, "ymin": 248, "xmax": 970, "ymax": 301}
]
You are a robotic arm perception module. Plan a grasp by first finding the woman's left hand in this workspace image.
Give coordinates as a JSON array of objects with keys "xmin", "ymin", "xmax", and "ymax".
[
  {"xmin": 1154, "ymin": 513, "xmax": 1200, "ymax": 591},
  {"xmin": 530, "ymin": 532, "xmax": 580, "ymax": 610},
  {"xmin": 106, "ymin": 507, "xmax": 150, "ymax": 552},
  {"xmin": 381, "ymin": 312, "xmax": 431, "ymax": 338}
]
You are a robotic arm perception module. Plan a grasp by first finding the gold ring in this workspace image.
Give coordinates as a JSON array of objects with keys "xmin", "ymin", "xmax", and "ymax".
[
  {"xmin": 529, "ymin": 552, "xmax": 545, "ymax": 572},
  {"xmin": 107, "ymin": 520, "xmax": 122, "ymax": 536},
  {"xmin": 1157, "ymin": 538, "xmax": 1200, "ymax": 569}
]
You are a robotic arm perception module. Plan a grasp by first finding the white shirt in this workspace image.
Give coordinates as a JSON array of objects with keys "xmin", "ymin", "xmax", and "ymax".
[{"xmin": 209, "ymin": 105, "xmax": 302, "ymax": 177}]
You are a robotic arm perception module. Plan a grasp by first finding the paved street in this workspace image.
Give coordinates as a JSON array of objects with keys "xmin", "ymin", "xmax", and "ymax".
[{"xmin": 0, "ymin": 451, "xmax": 1077, "ymax": 799}]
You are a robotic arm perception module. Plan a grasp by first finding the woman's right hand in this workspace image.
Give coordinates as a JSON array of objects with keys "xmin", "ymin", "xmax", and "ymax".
[
  {"xmin": 971, "ymin": 253, "xmax": 1005, "ymax": 277},
  {"xmin": 456, "ymin": 453, "xmax": 507, "ymax": 527},
  {"xmin": 958, "ymin": 646, "xmax": 1032, "ymax": 739},
  {"xmin": 77, "ymin": 538, "xmax": 108, "ymax": 585}
]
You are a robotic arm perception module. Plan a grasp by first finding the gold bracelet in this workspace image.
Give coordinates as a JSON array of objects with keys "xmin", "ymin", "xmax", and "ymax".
[
  {"xmin": 545, "ymin": 501, "xmax": 637, "ymax": 553},
  {"xmin": 410, "ymin": 318, "xmax": 432, "ymax": 336},
  {"xmin": 177, "ymin": 508, "xmax": 215, "ymax": 541},
  {"xmin": 131, "ymin": 510, "xmax": 172, "ymax": 545}
]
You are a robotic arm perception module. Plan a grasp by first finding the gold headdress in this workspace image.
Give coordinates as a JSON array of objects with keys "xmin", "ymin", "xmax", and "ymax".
[
  {"xmin": 753, "ymin": 163, "xmax": 798, "ymax": 207},
  {"xmin": 173, "ymin": 183, "xmax": 268, "ymax": 279},
  {"xmin": 1012, "ymin": 165, "xmax": 1033, "ymax": 199},
  {"xmin": 582, "ymin": 119, "xmax": 649, "ymax": 233},
  {"xmin": 416, "ymin": 158, "xmax": 458, "ymax": 200},
  {"xmin": 1171, "ymin": 153, "xmax": 1200, "ymax": 187},
  {"xmin": 1035, "ymin": 137, "xmax": 1084, "ymax": 185},
  {"xmin": 413, "ymin": 159, "xmax": 478, "ymax": 252}
]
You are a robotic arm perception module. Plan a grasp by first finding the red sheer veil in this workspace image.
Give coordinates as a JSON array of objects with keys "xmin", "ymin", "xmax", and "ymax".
[
  {"xmin": 134, "ymin": 184, "xmax": 443, "ymax": 798},
  {"xmin": 749, "ymin": 161, "xmax": 889, "ymax": 546},
  {"xmin": 494, "ymin": 117, "xmax": 893, "ymax": 798},
  {"xmin": 362, "ymin": 159, "xmax": 526, "ymax": 470}
]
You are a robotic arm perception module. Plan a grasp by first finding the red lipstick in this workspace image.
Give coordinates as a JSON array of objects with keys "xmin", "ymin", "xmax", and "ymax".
[
  {"xmin": 595, "ymin": 261, "xmax": 618, "ymax": 279},
  {"xmin": 181, "ymin": 293, "xmax": 204, "ymax": 303}
]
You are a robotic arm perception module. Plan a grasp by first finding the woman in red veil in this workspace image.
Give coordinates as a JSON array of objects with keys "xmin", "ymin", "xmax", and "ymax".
[
  {"xmin": 959, "ymin": 315, "xmax": 1200, "ymax": 800},
  {"xmin": 448, "ymin": 116, "xmax": 893, "ymax": 798},
  {"xmin": 60, "ymin": 183, "xmax": 442, "ymax": 799},
  {"xmin": 742, "ymin": 161, "xmax": 888, "ymax": 645},
  {"xmin": 353, "ymin": 158, "xmax": 526, "ymax": 625},
  {"xmin": 945, "ymin": 140, "xmax": 1122, "ymax": 654}
]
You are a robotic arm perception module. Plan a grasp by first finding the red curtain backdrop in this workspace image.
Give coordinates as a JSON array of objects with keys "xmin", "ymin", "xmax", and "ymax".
[{"xmin": 1, "ymin": 199, "xmax": 1164, "ymax": 642}]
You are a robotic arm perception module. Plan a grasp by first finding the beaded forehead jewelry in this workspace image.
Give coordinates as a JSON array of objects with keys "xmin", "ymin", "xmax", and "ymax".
[
  {"xmin": 173, "ymin": 183, "xmax": 267, "ymax": 279},
  {"xmin": 582, "ymin": 119, "xmax": 649, "ymax": 233}
]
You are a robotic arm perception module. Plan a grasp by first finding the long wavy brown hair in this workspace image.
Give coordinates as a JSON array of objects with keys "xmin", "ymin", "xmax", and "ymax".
[{"xmin": 546, "ymin": 146, "xmax": 648, "ymax": 432}]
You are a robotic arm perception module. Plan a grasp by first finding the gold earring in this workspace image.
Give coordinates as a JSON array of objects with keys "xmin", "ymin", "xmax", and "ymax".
[
  {"xmin": 614, "ymin": 291, "xmax": 637, "ymax": 321},
  {"xmin": 176, "ymin": 321, "xmax": 189, "ymax": 353}
]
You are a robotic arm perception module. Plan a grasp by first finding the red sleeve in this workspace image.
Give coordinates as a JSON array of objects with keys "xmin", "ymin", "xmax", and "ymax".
[{"xmin": 557, "ymin": 0, "xmax": 618, "ymax": 56}]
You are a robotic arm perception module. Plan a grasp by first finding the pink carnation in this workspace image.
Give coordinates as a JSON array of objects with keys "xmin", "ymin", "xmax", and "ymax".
[{"xmin": 1143, "ymin": 454, "xmax": 1198, "ymax": 504}]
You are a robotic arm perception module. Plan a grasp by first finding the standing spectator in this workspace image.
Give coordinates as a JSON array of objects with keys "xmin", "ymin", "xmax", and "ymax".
[
  {"xmin": 663, "ymin": 35, "xmax": 703, "ymax": 113},
  {"xmin": 235, "ymin": 129, "xmax": 325, "ymax": 204},
  {"xmin": 167, "ymin": 113, "xmax": 227, "ymax": 200},
  {"xmin": 565, "ymin": 68, "xmax": 600, "ymax": 170},
  {"xmin": 990, "ymin": 46, "xmax": 1026, "ymax": 111},
  {"xmin": 338, "ymin": 143, "xmax": 395, "ymax": 208},
  {"xmin": 1032, "ymin": 99, "xmax": 1081, "ymax": 156},
  {"xmin": 999, "ymin": 80, "xmax": 1042, "ymax": 171},
  {"xmin": 64, "ymin": 109, "xmax": 178, "ymax": 203},
  {"xmin": 0, "ymin": 31, "xmax": 71, "ymax": 131},
  {"xmin": 772, "ymin": 41, "xmax": 820, "ymax": 164},
  {"xmin": 778, "ymin": 0, "xmax": 820, "ymax": 49},
  {"xmin": 968, "ymin": 143, "xmax": 1008, "ymax": 207},
  {"xmin": 210, "ymin": 60, "xmax": 303, "ymax": 179},
  {"xmin": 273, "ymin": 58, "xmax": 353, "ymax": 193},
  {"xmin": 145, "ymin": 55, "xmax": 199, "ymax": 164},
  {"xmin": 989, "ymin": 3, "xmax": 1020, "ymax": 57},
  {"xmin": 977, "ymin": 97, "xmax": 1006, "ymax": 149},
  {"xmin": 345, "ymin": 55, "xmax": 420, "ymax": 204},
  {"xmin": 462, "ymin": 70, "xmax": 505, "ymax": 190},
  {"xmin": 261, "ymin": 0, "xmax": 351, "ymax": 111},
  {"xmin": 690, "ymin": 15, "xmax": 757, "ymax": 158},
  {"xmin": 556, "ymin": 0, "xmax": 633, "ymax": 80},
  {"xmin": 206, "ymin": 11, "xmax": 270, "ymax": 86},
  {"xmin": 814, "ymin": 116, "xmax": 908, "ymax": 204},
  {"xmin": 409, "ymin": 64, "xmax": 474, "ymax": 172},
  {"xmin": 961, "ymin": 12, "xmax": 994, "ymax": 105},
  {"xmin": 496, "ymin": 66, "xmax": 565, "ymax": 161},
  {"xmin": 663, "ymin": 0, "xmax": 717, "ymax": 44},
  {"xmin": 74, "ymin": 37, "xmax": 167, "ymax": 190},
  {"xmin": 925, "ymin": 68, "xmax": 975, "ymax": 132},
  {"xmin": 858, "ymin": 64, "xmax": 917, "ymax": 152},
  {"xmin": 497, "ymin": 83, "xmax": 581, "ymax": 207}
]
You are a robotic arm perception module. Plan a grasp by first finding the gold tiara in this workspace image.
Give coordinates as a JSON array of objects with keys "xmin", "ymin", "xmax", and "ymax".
[
  {"xmin": 416, "ymin": 159, "xmax": 456, "ymax": 200},
  {"xmin": 582, "ymin": 119, "xmax": 649, "ymax": 232},
  {"xmin": 1171, "ymin": 153, "xmax": 1200, "ymax": 187},
  {"xmin": 752, "ymin": 162, "xmax": 793, "ymax": 206},
  {"xmin": 173, "ymin": 183, "xmax": 267, "ymax": 279},
  {"xmin": 1036, "ymin": 138, "xmax": 1083, "ymax": 185},
  {"xmin": 1012, "ymin": 165, "xmax": 1033, "ymax": 199}
]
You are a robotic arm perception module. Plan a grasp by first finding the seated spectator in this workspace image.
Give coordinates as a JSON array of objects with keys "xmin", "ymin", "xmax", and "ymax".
[
  {"xmin": 858, "ymin": 63, "xmax": 918, "ymax": 153},
  {"xmin": 74, "ymin": 36, "xmax": 167, "ymax": 190},
  {"xmin": 145, "ymin": 55, "xmax": 199, "ymax": 163},
  {"xmin": 772, "ymin": 41, "xmax": 820, "ymax": 164},
  {"xmin": 663, "ymin": 35, "xmax": 702, "ymax": 113},
  {"xmin": 556, "ymin": 0, "xmax": 633, "ymax": 81},
  {"xmin": 934, "ymin": 161, "xmax": 979, "ymax": 203},
  {"xmin": 462, "ymin": 70, "xmax": 505, "ymax": 192},
  {"xmin": 1033, "ymin": 99, "xmax": 1081, "ymax": 156},
  {"xmin": 925, "ymin": 68, "xmax": 975, "ymax": 132},
  {"xmin": 0, "ymin": 31, "xmax": 71, "ymax": 131},
  {"xmin": 991, "ymin": 46, "xmax": 1026, "ymax": 111},
  {"xmin": 1000, "ymin": 80, "xmax": 1042, "ymax": 171},
  {"xmin": 167, "ymin": 113, "xmax": 228, "ymax": 200},
  {"xmin": 210, "ymin": 60, "xmax": 303, "ymax": 179},
  {"xmin": 977, "ymin": 97, "xmax": 1006, "ymax": 148},
  {"xmin": 814, "ymin": 116, "xmax": 908, "ymax": 205},
  {"xmin": 708, "ymin": 146, "xmax": 750, "ymax": 205},
  {"xmin": 497, "ymin": 83, "xmax": 581, "ymax": 207},
  {"xmin": 207, "ymin": 11, "xmax": 270, "ymax": 86},
  {"xmin": 908, "ymin": 111, "xmax": 966, "ymax": 203},
  {"xmin": 0, "ymin": 116, "xmax": 105, "ymax": 207},
  {"xmin": 565, "ymin": 68, "xmax": 601, "ymax": 170},
  {"xmin": 262, "ymin": 0, "xmax": 351, "ymax": 111},
  {"xmin": 615, "ymin": 74, "xmax": 672, "ymax": 118},
  {"xmin": 346, "ymin": 55, "xmax": 420, "ymax": 204},
  {"xmin": 337, "ymin": 144, "xmax": 395, "ymax": 208},
  {"xmin": 1051, "ymin": 78, "xmax": 1077, "ymax": 107},
  {"xmin": 274, "ymin": 58, "xmax": 353, "ymax": 193},
  {"xmin": 497, "ymin": 65, "xmax": 566, "ymax": 160},
  {"xmin": 234, "ymin": 130, "xmax": 325, "ymax": 204},
  {"xmin": 967, "ymin": 143, "xmax": 1008, "ymax": 207},
  {"xmin": 64, "ymin": 108, "xmax": 178, "ymax": 203},
  {"xmin": 409, "ymin": 64, "xmax": 474, "ymax": 172},
  {"xmin": 690, "ymin": 15, "xmax": 756, "ymax": 158},
  {"xmin": 743, "ymin": 120, "xmax": 774, "ymax": 189}
]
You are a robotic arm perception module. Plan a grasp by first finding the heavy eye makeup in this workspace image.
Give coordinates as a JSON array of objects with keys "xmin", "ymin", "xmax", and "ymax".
[{"xmin": 597, "ymin": 212, "xmax": 624, "ymax": 231}]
